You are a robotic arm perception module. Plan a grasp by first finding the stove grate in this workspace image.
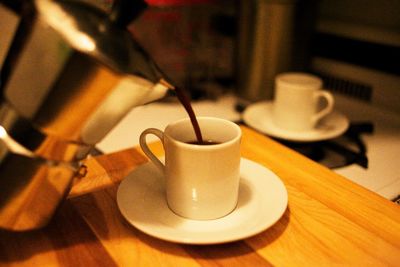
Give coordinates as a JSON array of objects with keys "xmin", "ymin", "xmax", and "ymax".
[{"xmin": 277, "ymin": 122, "xmax": 374, "ymax": 169}]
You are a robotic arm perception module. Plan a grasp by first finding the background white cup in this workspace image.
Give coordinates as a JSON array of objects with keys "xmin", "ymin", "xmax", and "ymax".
[
  {"xmin": 272, "ymin": 72, "xmax": 334, "ymax": 131},
  {"xmin": 139, "ymin": 117, "xmax": 242, "ymax": 220}
]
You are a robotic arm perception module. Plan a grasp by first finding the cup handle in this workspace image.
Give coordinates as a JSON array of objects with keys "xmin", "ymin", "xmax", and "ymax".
[
  {"xmin": 312, "ymin": 90, "xmax": 334, "ymax": 124},
  {"xmin": 139, "ymin": 128, "xmax": 165, "ymax": 173}
]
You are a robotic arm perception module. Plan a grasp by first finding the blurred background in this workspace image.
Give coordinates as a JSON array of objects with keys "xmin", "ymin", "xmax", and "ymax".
[
  {"xmin": 71, "ymin": 0, "xmax": 400, "ymax": 112},
  {"xmin": 1, "ymin": 0, "xmax": 399, "ymax": 110}
]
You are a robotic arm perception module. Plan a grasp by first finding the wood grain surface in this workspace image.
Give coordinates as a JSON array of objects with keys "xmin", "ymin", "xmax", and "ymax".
[{"xmin": 1, "ymin": 125, "xmax": 399, "ymax": 266}]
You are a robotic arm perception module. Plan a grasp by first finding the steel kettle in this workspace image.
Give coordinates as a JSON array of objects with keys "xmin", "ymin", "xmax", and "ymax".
[{"xmin": 0, "ymin": 0, "xmax": 173, "ymax": 231}]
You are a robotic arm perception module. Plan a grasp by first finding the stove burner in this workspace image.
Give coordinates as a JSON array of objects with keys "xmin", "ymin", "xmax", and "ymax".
[
  {"xmin": 278, "ymin": 122, "xmax": 374, "ymax": 169},
  {"xmin": 236, "ymin": 99, "xmax": 374, "ymax": 169}
]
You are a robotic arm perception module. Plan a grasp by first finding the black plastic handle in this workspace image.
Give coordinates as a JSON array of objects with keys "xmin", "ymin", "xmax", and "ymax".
[{"xmin": 109, "ymin": 0, "xmax": 148, "ymax": 28}]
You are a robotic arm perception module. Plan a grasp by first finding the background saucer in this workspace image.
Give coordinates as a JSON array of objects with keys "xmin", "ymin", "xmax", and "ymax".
[
  {"xmin": 243, "ymin": 101, "xmax": 349, "ymax": 142},
  {"xmin": 117, "ymin": 158, "xmax": 288, "ymax": 244}
]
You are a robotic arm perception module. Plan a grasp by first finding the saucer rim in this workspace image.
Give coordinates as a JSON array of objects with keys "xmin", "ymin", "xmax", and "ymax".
[
  {"xmin": 242, "ymin": 101, "xmax": 349, "ymax": 142},
  {"xmin": 116, "ymin": 158, "xmax": 288, "ymax": 245}
]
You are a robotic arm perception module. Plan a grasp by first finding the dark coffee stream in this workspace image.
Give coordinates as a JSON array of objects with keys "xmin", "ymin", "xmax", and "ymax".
[{"xmin": 174, "ymin": 87, "xmax": 204, "ymax": 144}]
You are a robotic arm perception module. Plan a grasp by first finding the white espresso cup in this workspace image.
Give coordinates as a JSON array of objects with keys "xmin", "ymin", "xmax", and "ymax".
[
  {"xmin": 139, "ymin": 117, "xmax": 242, "ymax": 220},
  {"xmin": 272, "ymin": 72, "xmax": 334, "ymax": 131}
]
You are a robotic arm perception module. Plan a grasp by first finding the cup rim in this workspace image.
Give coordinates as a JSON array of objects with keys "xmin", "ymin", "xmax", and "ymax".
[
  {"xmin": 276, "ymin": 72, "xmax": 322, "ymax": 90},
  {"xmin": 164, "ymin": 116, "xmax": 241, "ymax": 150}
]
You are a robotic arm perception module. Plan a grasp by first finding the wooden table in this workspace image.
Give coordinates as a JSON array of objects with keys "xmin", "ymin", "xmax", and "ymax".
[{"xmin": 1, "ymin": 126, "xmax": 399, "ymax": 266}]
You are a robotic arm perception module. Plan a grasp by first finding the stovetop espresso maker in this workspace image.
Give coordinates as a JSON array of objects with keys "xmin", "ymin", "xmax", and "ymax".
[{"xmin": 0, "ymin": 0, "xmax": 173, "ymax": 231}]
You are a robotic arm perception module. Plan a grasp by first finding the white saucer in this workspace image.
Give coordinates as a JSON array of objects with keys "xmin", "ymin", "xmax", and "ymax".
[
  {"xmin": 243, "ymin": 101, "xmax": 349, "ymax": 142},
  {"xmin": 117, "ymin": 158, "xmax": 288, "ymax": 245}
]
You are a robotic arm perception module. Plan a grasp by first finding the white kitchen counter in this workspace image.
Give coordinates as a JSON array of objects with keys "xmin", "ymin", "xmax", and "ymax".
[{"xmin": 98, "ymin": 94, "xmax": 240, "ymax": 153}]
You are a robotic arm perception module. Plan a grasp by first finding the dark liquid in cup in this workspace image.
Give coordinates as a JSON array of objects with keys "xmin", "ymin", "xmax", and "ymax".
[
  {"xmin": 174, "ymin": 86, "xmax": 204, "ymax": 144},
  {"xmin": 187, "ymin": 140, "xmax": 220, "ymax": 145}
]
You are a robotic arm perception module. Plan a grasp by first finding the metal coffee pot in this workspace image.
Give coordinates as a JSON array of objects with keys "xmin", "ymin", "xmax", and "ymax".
[{"xmin": 0, "ymin": 0, "xmax": 173, "ymax": 231}]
